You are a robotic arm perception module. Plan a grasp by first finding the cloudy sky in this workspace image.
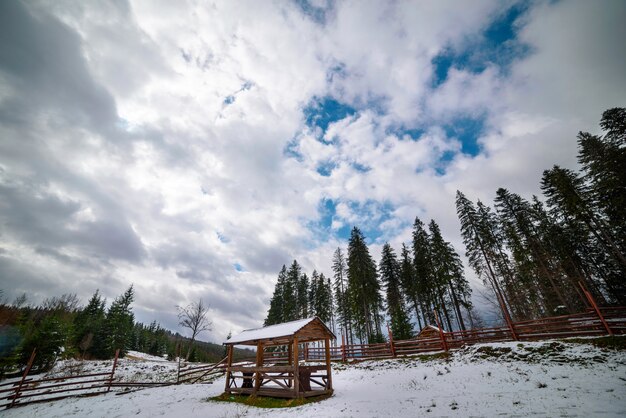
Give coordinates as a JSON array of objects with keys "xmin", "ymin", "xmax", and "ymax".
[{"xmin": 0, "ymin": 0, "xmax": 624, "ymax": 342}]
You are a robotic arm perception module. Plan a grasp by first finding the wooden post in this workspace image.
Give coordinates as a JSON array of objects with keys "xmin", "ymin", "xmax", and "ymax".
[
  {"xmin": 324, "ymin": 338, "xmax": 333, "ymax": 391},
  {"xmin": 387, "ymin": 323, "xmax": 396, "ymax": 357},
  {"xmin": 224, "ymin": 345, "xmax": 233, "ymax": 392},
  {"xmin": 107, "ymin": 349, "xmax": 120, "ymax": 393},
  {"xmin": 433, "ymin": 310, "xmax": 448, "ymax": 352},
  {"xmin": 580, "ymin": 281, "xmax": 613, "ymax": 336},
  {"xmin": 176, "ymin": 343, "xmax": 182, "ymax": 384},
  {"xmin": 304, "ymin": 343, "xmax": 309, "ymax": 362},
  {"xmin": 10, "ymin": 348, "xmax": 36, "ymax": 408},
  {"xmin": 341, "ymin": 334, "xmax": 347, "ymax": 363},
  {"xmin": 293, "ymin": 337, "xmax": 300, "ymax": 397},
  {"xmin": 254, "ymin": 342, "xmax": 264, "ymax": 395}
]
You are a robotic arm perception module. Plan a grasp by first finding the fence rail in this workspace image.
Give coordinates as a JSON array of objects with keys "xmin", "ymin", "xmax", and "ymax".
[
  {"xmin": 1, "ymin": 350, "xmax": 228, "ymax": 410},
  {"xmin": 302, "ymin": 307, "xmax": 626, "ymax": 363}
]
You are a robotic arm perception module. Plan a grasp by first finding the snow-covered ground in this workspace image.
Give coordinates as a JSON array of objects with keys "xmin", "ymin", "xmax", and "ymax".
[{"xmin": 4, "ymin": 339, "xmax": 626, "ymax": 417}]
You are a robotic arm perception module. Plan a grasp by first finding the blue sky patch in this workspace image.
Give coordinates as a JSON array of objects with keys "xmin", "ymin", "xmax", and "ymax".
[
  {"xmin": 308, "ymin": 198, "xmax": 401, "ymax": 243},
  {"xmin": 435, "ymin": 150, "xmax": 457, "ymax": 176},
  {"xmin": 223, "ymin": 81, "xmax": 254, "ymax": 106},
  {"xmin": 444, "ymin": 115, "xmax": 486, "ymax": 156},
  {"xmin": 387, "ymin": 125, "xmax": 426, "ymax": 141},
  {"xmin": 316, "ymin": 160, "xmax": 336, "ymax": 177},
  {"xmin": 283, "ymin": 135, "xmax": 304, "ymax": 161},
  {"xmin": 352, "ymin": 162, "xmax": 371, "ymax": 173},
  {"xmin": 431, "ymin": 2, "xmax": 530, "ymax": 87},
  {"xmin": 233, "ymin": 262, "xmax": 244, "ymax": 272},
  {"xmin": 304, "ymin": 96, "xmax": 356, "ymax": 134},
  {"xmin": 216, "ymin": 232, "xmax": 229, "ymax": 243},
  {"xmin": 294, "ymin": 0, "xmax": 334, "ymax": 25}
]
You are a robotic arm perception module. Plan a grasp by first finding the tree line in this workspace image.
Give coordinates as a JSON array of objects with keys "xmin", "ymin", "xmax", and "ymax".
[
  {"xmin": 265, "ymin": 219, "xmax": 476, "ymax": 344},
  {"xmin": 0, "ymin": 288, "xmax": 250, "ymax": 374},
  {"xmin": 456, "ymin": 108, "xmax": 625, "ymax": 322}
]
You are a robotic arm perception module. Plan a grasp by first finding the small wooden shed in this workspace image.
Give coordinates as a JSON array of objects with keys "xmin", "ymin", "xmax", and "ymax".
[
  {"xmin": 416, "ymin": 325, "xmax": 448, "ymax": 339},
  {"xmin": 223, "ymin": 317, "xmax": 336, "ymax": 399}
]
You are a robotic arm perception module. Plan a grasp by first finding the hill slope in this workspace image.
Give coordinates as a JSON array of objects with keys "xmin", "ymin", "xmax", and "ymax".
[{"xmin": 4, "ymin": 337, "xmax": 626, "ymax": 417}]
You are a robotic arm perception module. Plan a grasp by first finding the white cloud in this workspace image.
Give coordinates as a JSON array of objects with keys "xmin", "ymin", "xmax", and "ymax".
[{"xmin": 1, "ymin": 0, "xmax": 623, "ymax": 340}]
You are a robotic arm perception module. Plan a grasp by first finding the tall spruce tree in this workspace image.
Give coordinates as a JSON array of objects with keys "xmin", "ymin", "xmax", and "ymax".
[
  {"xmin": 297, "ymin": 272, "xmax": 310, "ymax": 319},
  {"xmin": 495, "ymin": 188, "xmax": 571, "ymax": 315},
  {"xmin": 347, "ymin": 227, "xmax": 383, "ymax": 343},
  {"xmin": 379, "ymin": 243, "xmax": 413, "ymax": 340},
  {"xmin": 332, "ymin": 247, "xmax": 352, "ymax": 344},
  {"xmin": 578, "ymin": 108, "xmax": 626, "ymax": 260},
  {"xmin": 428, "ymin": 220, "xmax": 464, "ymax": 331},
  {"xmin": 265, "ymin": 265, "xmax": 287, "ymax": 326},
  {"xmin": 399, "ymin": 243, "xmax": 423, "ymax": 330},
  {"xmin": 73, "ymin": 290, "xmax": 106, "ymax": 358},
  {"xmin": 456, "ymin": 191, "xmax": 523, "ymax": 324},
  {"xmin": 103, "ymin": 286, "xmax": 135, "ymax": 357},
  {"xmin": 412, "ymin": 217, "xmax": 435, "ymax": 325},
  {"xmin": 283, "ymin": 261, "xmax": 301, "ymax": 321}
]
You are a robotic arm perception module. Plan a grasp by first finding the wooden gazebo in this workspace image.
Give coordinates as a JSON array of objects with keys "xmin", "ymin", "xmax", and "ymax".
[{"xmin": 223, "ymin": 317, "xmax": 336, "ymax": 399}]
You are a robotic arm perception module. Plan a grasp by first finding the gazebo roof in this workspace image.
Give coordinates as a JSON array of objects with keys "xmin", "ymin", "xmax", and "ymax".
[{"xmin": 225, "ymin": 317, "xmax": 336, "ymax": 346}]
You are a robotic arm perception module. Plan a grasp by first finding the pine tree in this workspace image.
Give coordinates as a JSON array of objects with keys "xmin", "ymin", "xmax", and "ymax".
[
  {"xmin": 399, "ymin": 243, "xmax": 423, "ymax": 330},
  {"xmin": 578, "ymin": 108, "xmax": 626, "ymax": 258},
  {"xmin": 428, "ymin": 220, "xmax": 461, "ymax": 331},
  {"xmin": 18, "ymin": 314, "xmax": 65, "ymax": 371},
  {"xmin": 103, "ymin": 286, "xmax": 135, "ymax": 357},
  {"xmin": 297, "ymin": 272, "xmax": 310, "ymax": 319},
  {"xmin": 347, "ymin": 227, "xmax": 383, "ymax": 343},
  {"xmin": 379, "ymin": 243, "xmax": 413, "ymax": 340},
  {"xmin": 283, "ymin": 261, "xmax": 301, "ymax": 321},
  {"xmin": 412, "ymin": 217, "xmax": 435, "ymax": 325},
  {"xmin": 456, "ymin": 191, "xmax": 520, "ymax": 324},
  {"xmin": 265, "ymin": 265, "xmax": 287, "ymax": 326},
  {"xmin": 310, "ymin": 272, "xmax": 332, "ymax": 323},
  {"xmin": 73, "ymin": 290, "xmax": 106, "ymax": 359},
  {"xmin": 332, "ymin": 247, "xmax": 352, "ymax": 344}
]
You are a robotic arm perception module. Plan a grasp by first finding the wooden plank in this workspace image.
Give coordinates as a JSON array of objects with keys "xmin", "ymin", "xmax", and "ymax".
[
  {"xmin": 11, "ymin": 348, "xmax": 36, "ymax": 408},
  {"xmin": 324, "ymin": 338, "xmax": 332, "ymax": 391},
  {"xmin": 293, "ymin": 337, "xmax": 300, "ymax": 397},
  {"xmin": 224, "ymin": 345, "xmax": 234, "ymax": 392},
  {"xmin": 254, "ymin": 342, "xmax": 264, "ymax": 395}
]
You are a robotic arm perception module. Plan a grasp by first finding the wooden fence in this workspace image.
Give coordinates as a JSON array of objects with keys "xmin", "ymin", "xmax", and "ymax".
[
  {"xmin": 1, "ymin": 350, "xmax": 228, "ymax": 409},
  {"xmin": 304, "ymin": 306, "xmax": 626, "ymax": 362}
]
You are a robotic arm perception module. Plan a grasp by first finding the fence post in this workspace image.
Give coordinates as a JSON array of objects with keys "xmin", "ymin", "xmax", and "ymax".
[
  {"xmin": 341, "ymin": 334, "xmax": 347, "ymax": 362},
  {"xmin": 176, "ymin": 343, "xmax": 182, "ymax": 384},
  {"xmin": 580, "ymin": 281, "xmax": 613, "ymax": 336},
  {"xmin": 433, "ymin": 310, "xmax": 448, "ymax": 352},
  {"xmin": 387, "ymin": 323, "xmax": 396, "ymax": 357},
  {"xmin": 107, "ymin": 349, "xmax": 120, "ymax": 393},
  {"xmin": 10, "ymin": 348, "xmax": 36, "ymax": 408}
]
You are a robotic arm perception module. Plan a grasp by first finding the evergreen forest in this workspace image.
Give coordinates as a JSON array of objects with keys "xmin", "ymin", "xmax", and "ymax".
[{"xmin": 0, "ymin": 287, "xmax": 252, "ymax": 375}]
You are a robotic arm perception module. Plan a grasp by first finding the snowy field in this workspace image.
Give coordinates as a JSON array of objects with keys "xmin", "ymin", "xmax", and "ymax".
[{"xmin": 4, "ymin": 339, "xmax": 625, "ymax": 417}]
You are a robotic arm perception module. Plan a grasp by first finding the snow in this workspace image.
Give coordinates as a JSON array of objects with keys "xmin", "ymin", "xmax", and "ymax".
[
  {"xmin": 226, "ymin": 317, "xmax": 320, "ymax": 345},
  {"xmin": 4, "ymin": 339, "xmax": 626, "ymax": 417},
  {"xmin": 125, "ymin": 351, "xmax": 169, "ymax": 362}
]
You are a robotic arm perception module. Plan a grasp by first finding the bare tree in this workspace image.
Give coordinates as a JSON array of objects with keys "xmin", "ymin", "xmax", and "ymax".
[{"xmin": 177, "ymin": 299, "xmax": 212, "ymax": 361}]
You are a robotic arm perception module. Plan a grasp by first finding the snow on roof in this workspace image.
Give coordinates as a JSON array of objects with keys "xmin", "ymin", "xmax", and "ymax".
[{"xmin": 225, "ymin": 317, "xmax": 327, "ymax": 345}]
